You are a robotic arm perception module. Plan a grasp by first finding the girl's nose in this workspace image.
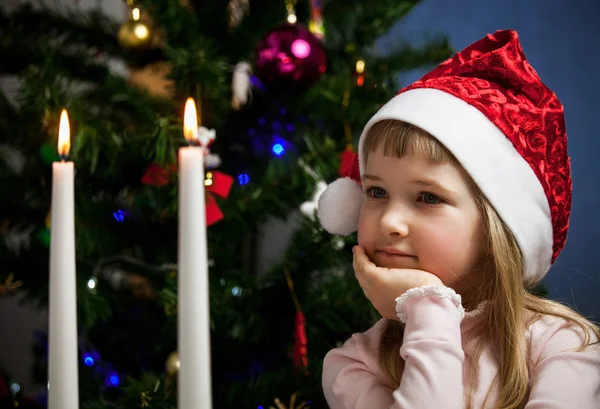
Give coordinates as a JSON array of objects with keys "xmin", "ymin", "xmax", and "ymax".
[{"xmin": 379, "ymin": 203, "xmax": 409, "ymax": 238}]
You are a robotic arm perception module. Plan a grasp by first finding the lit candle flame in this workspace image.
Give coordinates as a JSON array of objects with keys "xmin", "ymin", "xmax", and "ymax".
[
  {"xmin": 58, "ymin": 109, "xmax": 70, "ymax": 158},
  {"xmin": 183, "ymin": 98, "xmax": 198, "ymax": 143}
]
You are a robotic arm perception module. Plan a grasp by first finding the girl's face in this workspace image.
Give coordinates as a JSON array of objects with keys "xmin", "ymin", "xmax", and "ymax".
[{"xmin": 357, "ymin": 145, "xmax": 488, "ymax": 297}]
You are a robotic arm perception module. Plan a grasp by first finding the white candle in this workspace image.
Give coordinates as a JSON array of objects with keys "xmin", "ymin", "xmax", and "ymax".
[
  {"xmin": 178, "ymin": 98, "xmax": 212, "ymax": 409},
  {"xmin": 48, "ymin": 109, "xmax": 79, "ymax": 409}
]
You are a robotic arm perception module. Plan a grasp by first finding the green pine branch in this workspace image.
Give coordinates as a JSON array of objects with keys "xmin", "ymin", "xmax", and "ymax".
[
  {"xmin": 373, "ymin": 35, "xmax": 453, "ymax": 74},
  {"xmin": 323, "ymin": 0, "xmax": 422, "ymax": 49}
]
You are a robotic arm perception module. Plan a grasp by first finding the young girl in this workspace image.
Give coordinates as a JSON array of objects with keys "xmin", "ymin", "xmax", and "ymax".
[{"xmin": 317, "ymin": 30, "xmax": 600, "ymax": 409}]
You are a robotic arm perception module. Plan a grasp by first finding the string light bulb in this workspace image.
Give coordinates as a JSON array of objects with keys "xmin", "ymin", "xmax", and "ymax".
[
  {"xmin": 286, "ymin": 1, "xmax": 297, "ymax": 24},
  {"xmin": 204, "ymin": 171, "xmax": 213, "ymax": 186},
  {"xmin": 355, "ymin": 59, "xmax": 365, "ymax": 74}
]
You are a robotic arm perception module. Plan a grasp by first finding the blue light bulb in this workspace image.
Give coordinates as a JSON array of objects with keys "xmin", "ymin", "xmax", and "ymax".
[
  {"xmin": 237, "ymin": 173, "xmax": 250, "ymax": 185},
  {"xmin": 113, "ymin": 210, "xmax": 125, "ymax": 222},
  {"xmin": 272, "ymin": 144, "xmax": 284, "ymax": 156},
  {"xmin": 83, "ymin": 354, "xmax": 94, "ymax": 366},
  {"xmin": 110, "ymin": 375, "xmax": 119, "ymax": 385}
]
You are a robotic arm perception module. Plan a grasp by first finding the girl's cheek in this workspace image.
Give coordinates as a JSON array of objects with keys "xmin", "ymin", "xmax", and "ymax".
[
  {"xmin": 357, "ymin": 221, "xmax": 366, "ymax": 246},
  {"xmin": 357, "ymin": 208, "xmax": 375, "ymax": 247}
]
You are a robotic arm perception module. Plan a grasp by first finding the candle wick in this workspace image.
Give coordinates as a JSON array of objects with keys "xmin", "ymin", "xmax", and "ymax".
[
  {"xmin": 59, "ymin": 154, "xmax": 68, "ymax": 162},
  {"xmin": 186, "ymin": 139, "xmax": 199, "ymax": 147}
]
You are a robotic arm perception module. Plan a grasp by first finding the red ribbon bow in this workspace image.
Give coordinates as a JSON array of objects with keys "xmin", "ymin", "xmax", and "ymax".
[
  {"xmin": 141, "ymin": 163, "xmax": 233, "ymax": 226},
  {"xmin": 204, "ymin": 171, "xmax": 233, "ymax": 225}
]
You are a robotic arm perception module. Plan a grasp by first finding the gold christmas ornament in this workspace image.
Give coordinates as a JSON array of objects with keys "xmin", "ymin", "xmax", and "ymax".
[
  {"xmin": 117, "ymin": 5, "xmax": 158, "ymax": 50},
  {"xmin": 165, "ymin": 351, "xmax": 180, "ymax": 375},
  {"xmin": 117, "ymin": 20, "xmax": 152, "ymax": 49}
]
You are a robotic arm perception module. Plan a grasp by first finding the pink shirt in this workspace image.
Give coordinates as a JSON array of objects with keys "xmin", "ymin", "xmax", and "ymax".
[{"xmin": 322, "ymin": 293, "xmax": 600, "ymax": 409}]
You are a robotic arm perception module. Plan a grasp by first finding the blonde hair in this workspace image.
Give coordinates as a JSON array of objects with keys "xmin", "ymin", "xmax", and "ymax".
[{"xmin": 362, "ymin": 120, "xmax": 600, "ymax": 409}]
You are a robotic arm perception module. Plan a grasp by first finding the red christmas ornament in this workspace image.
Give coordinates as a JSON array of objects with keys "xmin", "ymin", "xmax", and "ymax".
[{"xmin": 255, "ymin": 23, "xmax": 326, "ymax": 92}]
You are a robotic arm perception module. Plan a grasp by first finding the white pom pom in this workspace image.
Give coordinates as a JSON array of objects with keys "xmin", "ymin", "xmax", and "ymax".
[{"xmin": 317, "ymin": 177, "xmax": 363, "ymax": 235}]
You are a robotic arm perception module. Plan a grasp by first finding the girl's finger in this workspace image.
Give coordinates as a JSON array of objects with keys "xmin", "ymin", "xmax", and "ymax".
[
  {"xmin": 353, "ymin": 251, "xmax": 372, "ymax": 292},
  {"xmin": 354, "ymin": 266, "xmax": 369, "ymax": 291},
  {"xmin": 353, "ymin": 247, "xmax": 372, "ymax": 274}
]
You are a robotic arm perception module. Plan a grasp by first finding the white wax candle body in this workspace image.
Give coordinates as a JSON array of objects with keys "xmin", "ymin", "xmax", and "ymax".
[
  {"xmin": 178, "ymin": 146, "xmax": 212, "ymax": 409},
  {"xmin": 48, "ymin": 161, "xmax": 79, "ymax": 409}
]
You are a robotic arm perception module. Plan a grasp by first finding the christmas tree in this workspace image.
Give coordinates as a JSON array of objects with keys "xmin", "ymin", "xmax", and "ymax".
[{"xmin": 0, "ymin": 1, "xmax": 451, "ymax": 407}]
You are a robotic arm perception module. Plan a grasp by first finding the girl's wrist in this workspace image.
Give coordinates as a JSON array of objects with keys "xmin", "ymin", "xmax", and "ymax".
[{"xmin": 421, "ymin": 276, "xmax": 444, "ymax": 288}]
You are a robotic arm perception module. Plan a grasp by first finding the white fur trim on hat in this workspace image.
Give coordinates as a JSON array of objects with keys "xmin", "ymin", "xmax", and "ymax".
[
  {"xmin": 317, "ymin": 177, "xmax": 363, "ymax": 236},
  {"xmin": 357, "ymin": 88, "xmax": 553, "ymax": 284}
]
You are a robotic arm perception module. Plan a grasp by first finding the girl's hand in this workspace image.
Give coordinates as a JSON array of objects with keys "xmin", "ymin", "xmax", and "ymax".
[{"xmin": 353, "ymin": 246, "xmax": 443, "ymax": 320}]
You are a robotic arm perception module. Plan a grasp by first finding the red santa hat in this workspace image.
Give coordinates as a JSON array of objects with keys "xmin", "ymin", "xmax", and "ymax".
[{"xmin": 317, "ymin": 30, "xmax": 571, "ymax": 285}]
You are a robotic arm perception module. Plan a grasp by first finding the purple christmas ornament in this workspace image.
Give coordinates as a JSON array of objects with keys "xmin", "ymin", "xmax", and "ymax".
[{"xmin": 256, "ymin": 23, "xmax": 326, "ymax": 92}]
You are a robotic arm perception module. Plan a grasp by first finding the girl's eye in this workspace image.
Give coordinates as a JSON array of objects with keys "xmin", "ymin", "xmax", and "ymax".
[
  {"xmin": 419, "ymin": 192, "xmax": 442, "ymax": 204},
  {"xmin": 365, "ymin": 186, "xmax": 388, "ymax": 199}
]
